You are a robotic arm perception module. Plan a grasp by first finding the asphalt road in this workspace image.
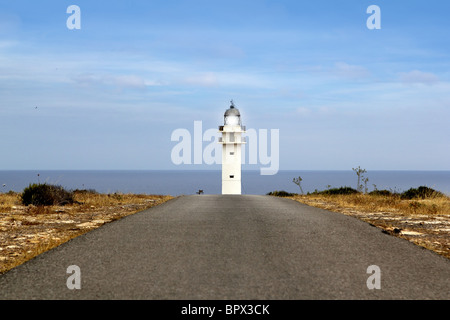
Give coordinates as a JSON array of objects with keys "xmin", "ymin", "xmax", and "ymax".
[{"xmin": 0, "ymin": 195, "xmax": 449, "ymax": 299}]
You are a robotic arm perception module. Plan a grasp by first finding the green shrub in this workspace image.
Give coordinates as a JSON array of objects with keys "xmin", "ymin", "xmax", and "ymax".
[
  {"xmin": 318, "ymin": 186, "xmax": 359, "ymax": 195},
  {"xmin": 21, "ymin": 183, "xmax": 74, "ymax": 206},
  {"xmin": 72, "ymin": 188, "xmax": 98, "ymax": 195},
  {"xmin": 401, "ymin": 186, "xmax": 443, "ymax": 200},
  {"xmin": 369, "ymin": 189, "xmax": 393, "ymax": 196},
  {"xmin": 267, "ymin": 190, "xmax": 295, "ymax": 197}
]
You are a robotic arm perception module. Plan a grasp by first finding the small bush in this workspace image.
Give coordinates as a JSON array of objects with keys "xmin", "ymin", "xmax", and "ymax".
[
  {"xmin": 108, "ymin": 192, "xmax": 124, "ymax": 201},
  {"xmin": 409, "ymin": 201, "xmax": 423, "ymax": 212},
  {"xmin": 400, "ymin": 186, "xmax": 443, "ymax": 200},
  {"xmin": 369, "ymin": 189, "xmax": 393, "ymax": 196},
  {"xmin": 21, "ymin": 183, "xmax": 74, "ymax": 207},
  {"xmin": 318, "ymin": 186, "xmax": 359, "ymax": 195},
  {"xmin": 72, "ymin": 188, "xmax": 98, "ymax": 195},
  {"xmin": 267, "ymin": 190, "xmax": 295, "ymax": 197}
]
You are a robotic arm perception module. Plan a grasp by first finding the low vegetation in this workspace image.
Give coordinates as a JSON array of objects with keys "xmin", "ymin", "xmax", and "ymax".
[
  {"xmin": 266, "ymin": 190, "xmax": 295, "ymax": 197},
  {"xmin": 268, "ymin": 185, "xmax": 448, "ymax": 216},
  {"xmin": 310, "ymin": 186, "xmax": 359, "ymax": 196},
  {"xmin": 21, "ymin": 183, "xmax": 75, "ymax": 206},
  {"xmin": 400, "ymin": 186, "xmax": 445, "ymax": 200}
]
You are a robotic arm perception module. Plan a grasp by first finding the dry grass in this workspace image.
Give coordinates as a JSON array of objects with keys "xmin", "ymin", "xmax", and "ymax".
[
  {"xmin": 0, "ymin": 191, "xmax": 174, "ymax": 274},
  {"xmin": 289, "ymin": 193, "xmax": 450, "ymax": 259},
  {"xmin": 0, "ymin": 192, "xmax": 17, "ymax": 214},
  {"xmin": 292, "ymin": 193, "xmax": 450, "ymax": 216}
]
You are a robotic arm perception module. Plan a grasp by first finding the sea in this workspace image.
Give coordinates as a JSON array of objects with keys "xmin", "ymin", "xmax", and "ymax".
[{"xmin": 0, "ymin": 170, "xmax": 449, "ymax": 196}]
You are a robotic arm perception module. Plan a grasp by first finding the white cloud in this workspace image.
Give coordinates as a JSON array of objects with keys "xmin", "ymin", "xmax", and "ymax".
[
  {"xmin": 111, "ymin": 75, "xmax": 146, "ymax": 89},
  {"xmin": 178, "ymin": 71, "xmax": 272, "ymax": 89},
  {"xmin": 72, "ymin": 73, "xmax": 162, "ymax": 89},
  {"xmin": 0, "ymin": 40, "xmax": 19, "ymax": 49},
  {"xmin": 218, "ymin": 72, "xmax": 272, "ymax": 88},
  {"xmin": 296, "ymin": 107, "xmax": 312, "ymax": 116},
  {"xmin": 332, "ymin": 62, "xmax": 370, "ymax": 79},
  {"xmin": 182, "ymin": 72, "xmax": 219, "ymax": 87},
  {"xmin": 399, "ymin": 70, "xmax": 440, "ymax": 85}
]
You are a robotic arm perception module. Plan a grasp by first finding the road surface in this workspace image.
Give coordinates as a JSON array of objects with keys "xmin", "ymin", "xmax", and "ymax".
[{"xmin": 0, "ymin": 195, "xmax": 449, "ymax": 299}]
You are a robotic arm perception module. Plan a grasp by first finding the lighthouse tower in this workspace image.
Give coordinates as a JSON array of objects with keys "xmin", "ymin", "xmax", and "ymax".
[{"xmin": 219, "ymin": 101, "xmax": 246, "ymax": 195}]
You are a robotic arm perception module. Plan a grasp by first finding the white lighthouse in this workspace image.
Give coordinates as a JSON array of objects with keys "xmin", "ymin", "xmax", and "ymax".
[{"xmin": 219, "ymin": 101, "xmax": 246, "ymax": 195}]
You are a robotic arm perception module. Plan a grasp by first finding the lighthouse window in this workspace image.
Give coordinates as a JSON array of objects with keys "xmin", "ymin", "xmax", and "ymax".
[
  {"xmin": 229, "ymin": 175, "xmax": 234, "ymax": 179},
  {"xmin": 229, "ymin": 132, "xmax": 235, "ymax": 142},
  {"xmin": 230, "ymin": 152, "xmax": 234, "ymax": 155}
]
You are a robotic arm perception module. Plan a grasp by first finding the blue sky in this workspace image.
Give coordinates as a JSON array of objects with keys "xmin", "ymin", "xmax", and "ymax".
[{"xmin": 0, "ymin": 0, "xmax": 449, "ymax": 170}]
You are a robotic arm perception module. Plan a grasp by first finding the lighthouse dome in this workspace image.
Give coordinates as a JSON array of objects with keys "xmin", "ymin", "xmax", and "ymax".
[{"xmin": 224, "ymin": 101, "xmax": 241, "ymax": 126}]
